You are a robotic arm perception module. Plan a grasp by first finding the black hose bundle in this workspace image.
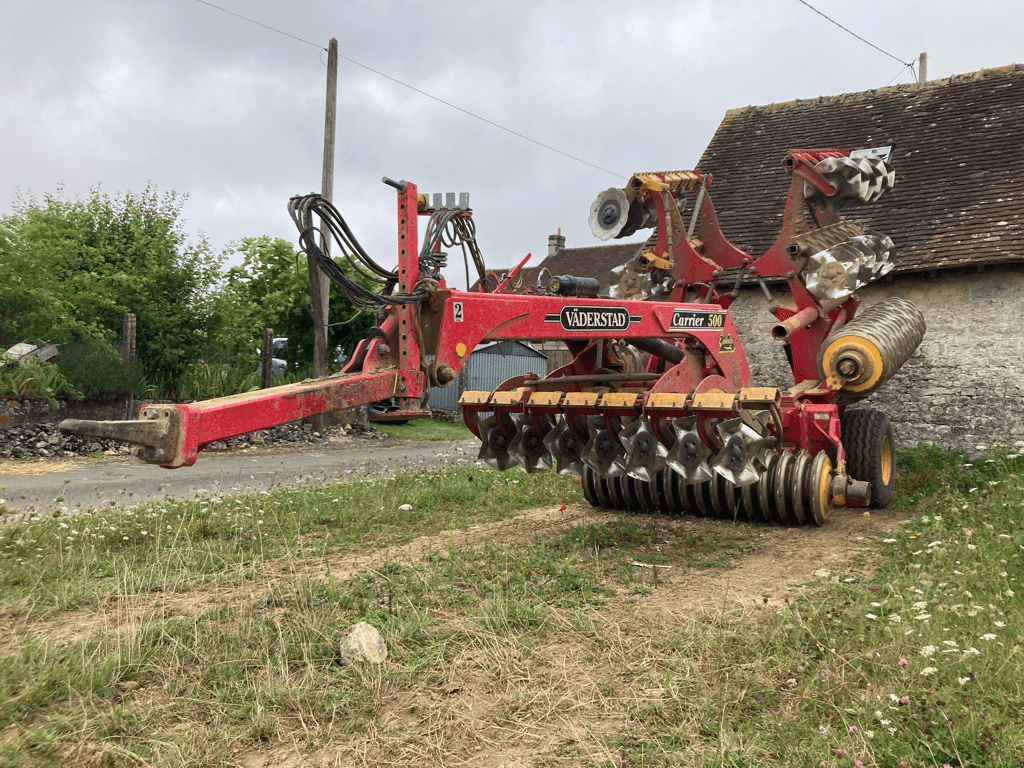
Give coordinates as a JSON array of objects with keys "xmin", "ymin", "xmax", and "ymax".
[
  {"xmin": 288, "ymin": 193, "xmax": 490, "ymax": 308},
  {"xmin": 288, "ymin": 193, "xmax": 431, "ymax": 308}
]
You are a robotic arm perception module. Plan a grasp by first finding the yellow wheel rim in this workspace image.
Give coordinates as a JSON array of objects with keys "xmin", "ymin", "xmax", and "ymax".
[{"xmin": 881, "ymin": 435, "xmax": 893, "ymax": 487}]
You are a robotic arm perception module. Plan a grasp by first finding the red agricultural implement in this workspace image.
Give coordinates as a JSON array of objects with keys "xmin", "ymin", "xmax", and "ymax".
[{"xmin": 61, "ymin": 149, "xmax": 925, "ymax": 525}]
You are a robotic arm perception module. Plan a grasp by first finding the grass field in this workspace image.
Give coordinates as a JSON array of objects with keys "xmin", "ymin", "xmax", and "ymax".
[
  {"xmin": 0, "ymin": 444, "xmax": 1021, "ymax": 766},
  {"xmin": 370, "ymin": 419, "xmax": 473, "ymax": 442}
]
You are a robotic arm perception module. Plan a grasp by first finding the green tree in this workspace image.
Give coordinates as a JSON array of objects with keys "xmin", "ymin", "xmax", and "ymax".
[
  {"xmin": 0, "ymin": 185, "xmax": 221, "ymax": 387},
  {"xmin": 208, "ymin": 236, "xmax": 373, "ymax": 375}
]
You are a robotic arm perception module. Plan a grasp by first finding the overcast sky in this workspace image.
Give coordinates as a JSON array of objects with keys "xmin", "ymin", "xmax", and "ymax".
[{"xmin": 2, "ymin": 0, "xmax": 1020, "ymax": 290}]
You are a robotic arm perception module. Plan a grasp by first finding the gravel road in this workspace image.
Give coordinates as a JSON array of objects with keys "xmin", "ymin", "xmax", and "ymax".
[{"xmin": 1, "ymin": 437, "xmax": 478, "ymax": 521}]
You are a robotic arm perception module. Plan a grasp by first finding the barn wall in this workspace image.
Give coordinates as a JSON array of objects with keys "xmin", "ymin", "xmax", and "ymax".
[{"xmin": 728, "ymin": 265, "xmax": 1024, "ymax": 451}]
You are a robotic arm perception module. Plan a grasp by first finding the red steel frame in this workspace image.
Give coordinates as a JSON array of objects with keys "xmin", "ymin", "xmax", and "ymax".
[{"xmin": 76, "ymin": 151, "xmax": 860, "ymax": 471}]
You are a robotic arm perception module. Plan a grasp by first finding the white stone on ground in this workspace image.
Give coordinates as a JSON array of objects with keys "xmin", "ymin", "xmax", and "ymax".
[{"xmin": 339, "ymin": 621, "xmax": 388, "ymax": 665}]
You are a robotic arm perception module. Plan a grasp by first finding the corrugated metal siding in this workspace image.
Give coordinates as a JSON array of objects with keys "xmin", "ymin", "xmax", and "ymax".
[
  {"xmin": 428, "ymin": 342, "xmax": 548, "ymax": 411},
  {"xmin": 429, "ymin": 371, "xmax": 461, "ymax": 411}
]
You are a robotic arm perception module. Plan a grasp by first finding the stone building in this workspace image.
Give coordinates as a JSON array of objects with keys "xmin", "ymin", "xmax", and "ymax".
[{"xmin": 525, "ymin": 64, "xmax": 1024, "ymax": 450}]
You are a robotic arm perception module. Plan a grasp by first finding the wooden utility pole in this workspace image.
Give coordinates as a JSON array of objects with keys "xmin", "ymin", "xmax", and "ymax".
[
  {"xmin": 918, "ymin": 52, "xmax": 928, "ymax": 83},
  {"xmin": 121, "ymin": 313, "xmax": 136, "ymax": 364},
  {"xmin": 307, "ymin": 36, "xmax": 338, "ymax": 432}
]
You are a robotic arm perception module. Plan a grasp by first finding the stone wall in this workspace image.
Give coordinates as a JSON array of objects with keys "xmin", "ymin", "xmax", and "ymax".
[{"xmin": 728, "ymin": 265, "xmax": 1024, "ymax": 451}]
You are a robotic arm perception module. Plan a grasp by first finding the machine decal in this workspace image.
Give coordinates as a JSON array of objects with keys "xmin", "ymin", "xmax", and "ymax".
[
  {"xmin": 718, "ymin": 334, "xmax": 735, "ymax": 353},
  {"xmin": 452, "ymin": 301, "xmax": 464, "ymax": 322},
  {"xmin": 544, "ymin": 306, "xmax": 641, "ymax": 331},
  {"xmin": 669, "ymin": 308, "xmax": 727, "ymax": 330}
]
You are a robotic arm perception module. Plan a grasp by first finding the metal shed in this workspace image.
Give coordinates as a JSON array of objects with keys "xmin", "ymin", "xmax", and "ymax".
[{"xmin": 429, "ymin": 341, "xmax": 548, "ymax": 411}]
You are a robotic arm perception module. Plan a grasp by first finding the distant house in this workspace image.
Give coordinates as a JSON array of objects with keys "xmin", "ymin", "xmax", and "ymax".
[{"xmin": 524, "ymin": 64, "xmax": 1024, "ymax": 450}]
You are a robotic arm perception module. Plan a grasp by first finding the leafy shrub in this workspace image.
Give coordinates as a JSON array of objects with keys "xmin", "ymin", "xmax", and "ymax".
[
  {"xmin": 175, "ymin": 363, "xmax": 261, "ymax": 401},
  {"xmin": 54, "ymin": 339, "xmax": 151, "ymax": 400},
  {"xmin": 0, "ymin": 354, "xmax": 83, "ymax": 408}
]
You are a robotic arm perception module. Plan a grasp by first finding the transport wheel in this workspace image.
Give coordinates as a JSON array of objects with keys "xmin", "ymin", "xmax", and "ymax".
[{"xmin": 842, "ymin": 409, "xmax": 896, "ymax": 508}]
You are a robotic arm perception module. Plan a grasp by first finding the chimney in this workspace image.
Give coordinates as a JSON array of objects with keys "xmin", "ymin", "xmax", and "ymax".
[
  {"xmin": 918, "ymin": 52, "xmax": 927, "ymax": 83},
  {"xmin": 547, "ymin": 227, "xmax": 565, "ymax": 259}
]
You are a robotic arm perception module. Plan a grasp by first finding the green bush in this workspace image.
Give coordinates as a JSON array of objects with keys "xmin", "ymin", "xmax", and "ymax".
[
  {"xmin": 54, "ymin": 339, "xmax": 152, "ymax": 400},
  {"xmin": 0, "ymin": 355, "xmax": 83, "ymax": 408}
]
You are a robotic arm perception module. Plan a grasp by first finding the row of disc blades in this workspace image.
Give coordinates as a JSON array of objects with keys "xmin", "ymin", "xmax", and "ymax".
[
  {"xmin": 477, "ymin": 411, "xmax": 774, "ymax": 491},
  {"xmin": 580, "ymin": 449, "xmax": 833, "ymax": 526}
]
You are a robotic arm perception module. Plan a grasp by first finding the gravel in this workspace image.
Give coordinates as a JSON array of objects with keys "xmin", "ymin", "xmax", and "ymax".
[{"xmin": 0, "ymin": 419, "xmax": 389, "ymax": 462}]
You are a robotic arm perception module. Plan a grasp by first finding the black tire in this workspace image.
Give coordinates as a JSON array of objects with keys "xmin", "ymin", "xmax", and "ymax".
[{"xmin": 841, "ymin": 409, "xmax": 896, "ymax": 508}]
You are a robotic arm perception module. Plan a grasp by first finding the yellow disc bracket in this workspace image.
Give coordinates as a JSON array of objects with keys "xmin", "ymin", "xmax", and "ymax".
[{"xmin": 455, "ymin": 342, "xmax": 467, "ymax": 358}]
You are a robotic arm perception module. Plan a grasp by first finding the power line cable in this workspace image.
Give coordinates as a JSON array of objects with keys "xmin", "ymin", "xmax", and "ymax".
[
  {"xmin": 194, "ymin": 0, "xmax": 325, "ymax": 50},
  {"xmin": 330, "ymin": 52, "xmax": 622, "ymax": 177},
  {"xmin": 794, "ymin": 0, "xmax": 914, "ymax": 66},
  {"xmin": 886, "ymin": 61, "xmax": 917, "ymax": 86},
  {"xmin": 194, "ymin": 0, "xmax": 621, "ymax": 178}
]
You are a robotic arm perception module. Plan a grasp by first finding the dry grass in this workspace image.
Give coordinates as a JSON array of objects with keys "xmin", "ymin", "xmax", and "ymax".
[{"xmin": 1, "ymin": 447, "xmax": 1023, "ymax": 766}]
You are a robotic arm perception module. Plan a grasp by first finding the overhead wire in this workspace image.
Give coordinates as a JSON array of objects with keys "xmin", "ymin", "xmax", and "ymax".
[
  {"xmin": 193, "ymin": 0, "xmax": 325, "ymax": 50},
  {"xmin": 793, "ymin": 0, "xmax": 915, "ymax": 67},
  {"xmin": 193, "ymin": 0, "xmax": 621, "ymax": 178},
  {"xmin": 886, "ymin": 61, "xmax": 917, "ymax": 86}
]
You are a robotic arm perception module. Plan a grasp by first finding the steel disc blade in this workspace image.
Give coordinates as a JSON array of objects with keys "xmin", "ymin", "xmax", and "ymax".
[
  {"xmin": 711, "ymin": 418, "xmax": 767, "ymax": 487},
  {"xmin": 582, "ymin": 465, "xmax": 604, "ymax": 507},
  {"xmin": 589, "ymin": 187, "xmax": 630, "ymax": 240},
  {"xmin": 543, "ymin": 416, "xmax": 587, "ymax": 477},
  {"xmin": 581, "ymin": 415, "xmax": 627, "ymax": 478},
  {"xmin": 751, "ymin": 410, "xmax": 775, "ymax": 469},
  {"xmin": 476, "ymin": 414, "xmax": 518, "ymax": 471},
  {"xmin": 507, "ymin": 414, "xmax": 553, "ymax": 474},
  {"xmin": 666, "ymin": 416, "xmax": 713, "ymax": 484},
  {"xmin": 620, "ymin": 418, "xmax": 669, "ymax": 482}
]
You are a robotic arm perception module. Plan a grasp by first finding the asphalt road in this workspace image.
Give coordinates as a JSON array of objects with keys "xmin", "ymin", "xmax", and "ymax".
[{"xmin": 0, "ymin": 438, "xmax": 478, "ymax": 519}]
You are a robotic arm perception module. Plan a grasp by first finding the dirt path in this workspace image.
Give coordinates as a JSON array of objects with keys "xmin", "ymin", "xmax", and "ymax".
[{"xmin": 1, "ymin": 502, "xmax": 902, "ymax": 655}]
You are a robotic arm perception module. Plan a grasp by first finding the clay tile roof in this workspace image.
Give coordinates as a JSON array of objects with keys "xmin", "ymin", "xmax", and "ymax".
[
  {"xmin": 517, "ymin": 243, "xmax": 640, "ymax": 294},
  {"xmin": 471, "ymin": 242, "xmax": 643, "ymax": 294},
  {"xmin": 510, "ymin": 65, "xmax": 1024, "ymax": 292},
  {"xmin": 697, "ymin": 64, "xmax": 1024, "ymax": 274}
]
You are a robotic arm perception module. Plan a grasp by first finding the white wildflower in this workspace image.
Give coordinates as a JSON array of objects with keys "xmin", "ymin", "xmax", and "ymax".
[
  {"xmin": 919, "ymin": 645, "xmax": 937, "ymax": 658},
  {"xmin": 958, "ymin": 677, "xmax": 971, "ymax": 685},
  {"xmin": 981, "ymin": 633, "xmax": 997, "ymax": 641},
  {"xmin": 921, "ymin": 667, "xmax": 938, "ymax": 676}
]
